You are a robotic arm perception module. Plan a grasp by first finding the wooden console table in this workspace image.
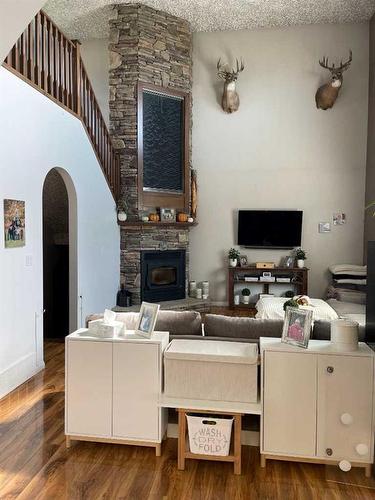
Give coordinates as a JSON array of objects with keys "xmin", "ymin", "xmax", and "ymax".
[
  {"xmin": 228, "ymin": 265, "xmax": 309, "ymax": 310},
  {"xmin": 159, "ymin": 395, "xmax": 261, "ymax": 475}
]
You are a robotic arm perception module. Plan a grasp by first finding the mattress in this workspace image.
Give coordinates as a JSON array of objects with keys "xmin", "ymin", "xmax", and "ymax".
[{"xmin": 255, "ymin": 297, "xmax": 339, "ymax": 322}]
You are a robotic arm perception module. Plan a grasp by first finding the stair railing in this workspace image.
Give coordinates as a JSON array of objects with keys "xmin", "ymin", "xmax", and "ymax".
[{"xmin": 3, "ymin": 10, "xmax": 120, "ymax": 202}]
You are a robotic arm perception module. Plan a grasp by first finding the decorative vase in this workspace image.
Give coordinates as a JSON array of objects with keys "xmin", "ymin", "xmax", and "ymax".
[
  {"xmin": 243, "ymin": 296, "xmax": 250, "ymax": 305},
  {"xmin": 234, "ymin": 295, "xmax": 240, "ymax": 305},
  {"xmin": 297, "ymin": 259, "xmax": 304, "ymax": 269},
  {"xmin": 229, "ymin": 258, "xmax": 237, "ymax": 267},
  {"xmin": 117, "ymin": 210, "xmax": 127, "ymax": 222},
  {"xmin": 177, "ymin": 213, "xmax": 188, "ymax": 222},
  {"xmin": 149, "ymin": 213, "xmax": 159, "ymax": 222}
]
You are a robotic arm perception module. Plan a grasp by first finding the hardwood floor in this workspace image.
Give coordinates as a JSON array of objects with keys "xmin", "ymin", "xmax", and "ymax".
[{"xmin": 0, "ymin": 342, "xmax": 374, "ymax": 499}]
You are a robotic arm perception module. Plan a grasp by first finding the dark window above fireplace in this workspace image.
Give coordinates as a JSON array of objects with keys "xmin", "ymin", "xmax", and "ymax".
[
  {"xmin": 141, "ymin": 250, "xmax": 186, "ymax": 303},
  {"xmin": 137, "ymin": 82, "xmax": 190, "ymax": 211}
]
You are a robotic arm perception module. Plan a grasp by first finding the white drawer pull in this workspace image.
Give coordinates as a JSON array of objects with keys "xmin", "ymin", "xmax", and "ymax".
[
  {"xmin": 356, "ymin": 444, "xmax": 368, "ymax": 456},
  {"xmin": 340, "ymin": 413, "xmax": 353, "ymax": 425},
  {"xmin": 339, "ymin": 460, "xmax": 352, "ymax": 472}
]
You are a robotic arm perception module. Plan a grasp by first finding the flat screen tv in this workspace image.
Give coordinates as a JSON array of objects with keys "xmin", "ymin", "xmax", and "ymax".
[{"xmin": 238, "ymin": 210, "xmax": 303, "ymax": 248}]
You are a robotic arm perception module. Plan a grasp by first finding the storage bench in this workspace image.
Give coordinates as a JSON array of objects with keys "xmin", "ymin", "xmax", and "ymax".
[{"xmin": 164, "ymin": 339, "xmax": 258, "ymax": 403}]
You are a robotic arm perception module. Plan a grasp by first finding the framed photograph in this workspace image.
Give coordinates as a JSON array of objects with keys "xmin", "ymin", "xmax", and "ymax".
[
  {"xmin": 239, "ymin": 255, "xmax": 248, "ymax": 267},
  {"xmin": 284, "ymin": 256, "xmax": 294, "ymax": 268},
  {"xmin": 282, "ymin": 306, "xmax": 313, "ymax": 349},
  {"xmin": 4, "ymin": 199, "xmax": 25, "ymax": 248},
  {"xmin": 135, "ymin": 302, "xmax": 160, "ymax": 338},
  {"xmin": 333, "ymin": 213, "xmax": 346, "ymax": 225},
  {"xmin": 319, "ymin": 222, "xmax": 331, "ymax": 233},
  {"xmin": 160, "ymin": 208, "xmax": 176, "ymax": 222}
]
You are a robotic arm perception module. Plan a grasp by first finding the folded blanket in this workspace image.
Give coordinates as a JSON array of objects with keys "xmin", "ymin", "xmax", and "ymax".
[
  {"xmin": 327, "ymin": 286, "xmax": 366, "ymax": 304},
  {"xmin": 332, "ymin": 281, "xmax": 367, "ymax": 291},
  {"xmin": 255, "ymin": 297, "xmax": 338, "ymax": 322},
  {"xmin": 329, "ymin": 264, "xmax": 366, "ymax": 275},
  {"xmin": 332, "ymin": 273, "xmax": 367, "ymax": 280},
  {"xmin": 335, "ymin": 278, "xmax": 367, "ymax": 285}
]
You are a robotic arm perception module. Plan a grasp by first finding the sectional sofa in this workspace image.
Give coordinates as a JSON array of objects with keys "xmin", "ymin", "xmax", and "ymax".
[{"xmin": 87, "ymin": 310, "xmax": 365, "ymax": 343}]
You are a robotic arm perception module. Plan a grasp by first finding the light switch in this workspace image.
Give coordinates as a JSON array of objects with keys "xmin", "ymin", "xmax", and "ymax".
[{"xmin": 26, "ymin": 255, "xmax": 33, "ymax": 267}]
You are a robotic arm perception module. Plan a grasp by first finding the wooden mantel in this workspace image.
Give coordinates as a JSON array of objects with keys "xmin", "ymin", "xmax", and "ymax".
[{"xmin": 118, "ymin": 221, "xmax": 198, "ymax": 229}]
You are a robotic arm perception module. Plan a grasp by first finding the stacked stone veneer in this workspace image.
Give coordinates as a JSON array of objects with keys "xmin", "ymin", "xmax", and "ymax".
[{"xmin": 109, "ymin": 4, "xmax": 193, "ymax": 303}]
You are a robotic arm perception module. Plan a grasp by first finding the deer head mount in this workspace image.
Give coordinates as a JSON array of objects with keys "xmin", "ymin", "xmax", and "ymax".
[
  {"xmin": 315, "ymin": 50, "xmax": 352, "ymax": 110},
  {"xmin": 217, "ymin": 58, "xmax": 244, "ymax": 113}
]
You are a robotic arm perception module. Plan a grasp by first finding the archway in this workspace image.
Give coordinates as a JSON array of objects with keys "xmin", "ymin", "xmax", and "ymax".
[{"xmin": 42, "ymin": 168, "xmax": 77, "ymax": 339}]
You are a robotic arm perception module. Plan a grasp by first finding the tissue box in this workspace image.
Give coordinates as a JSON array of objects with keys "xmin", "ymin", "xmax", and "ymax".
[{"xmin": 88, "ymin": 319, "xmax": 124, "ymax": 338}]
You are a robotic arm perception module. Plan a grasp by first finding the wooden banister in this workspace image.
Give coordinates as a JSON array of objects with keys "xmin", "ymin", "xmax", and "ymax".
[{"xmin": 2, "ymin": 10, "xmax": 120, "ymax": 203}]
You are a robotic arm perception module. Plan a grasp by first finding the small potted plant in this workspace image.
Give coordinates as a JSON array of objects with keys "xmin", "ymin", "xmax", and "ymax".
[
  {"xmin": 117, "ymin": 199, "xmax": 128, "ymax": 222},
  {"xmin": 242, "ymin": 288, "xmax": 251, "ymax": 304},
  {"xmin": 295, "ymin": 248, "xmax": 306, "ymax": 269},
  {"xmin": 228, "ymin": 248, "xmax": 240, "ymax": 267}
]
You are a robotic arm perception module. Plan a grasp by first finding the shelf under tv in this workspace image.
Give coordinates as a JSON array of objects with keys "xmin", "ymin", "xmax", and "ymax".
[{"xmin": 228, "ymin": 266, "xmax": 309, "ymax": 309}]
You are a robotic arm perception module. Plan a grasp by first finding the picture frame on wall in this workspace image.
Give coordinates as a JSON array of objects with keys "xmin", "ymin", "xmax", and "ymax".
[
  {"xmin": 3, "ymin": 199, "xmax": 25, "ymax": 248},
  {"xmin": 333, "ymin": 213, "xmax": 346, "ymax": 225},
  {"xmin": 282, "ymin": 306, "xmax": 313, "ymax": 349},
  {"xmin": 160, "ymin": 208, "xmax": 176, "ymax": 222},
  {"xmin": 135, "ymin": 302, "xmax": 160, "ymax": 338}
]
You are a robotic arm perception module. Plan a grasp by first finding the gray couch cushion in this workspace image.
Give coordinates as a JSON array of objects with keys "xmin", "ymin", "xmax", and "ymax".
[
  {"xmin": 204, "ymin": 314, "xmax": 284, "ymax": 340},
  {"xmin": 312, "ymin": 319, "xmax": 365, "ymax": 341},
  {"xmin": 155, "ymin": 310, "xmax": 202, "ymax": 336},
  {"xmin": 311, "ymin": 320, "xmax": 331, "ymax": 340},
  {"xmin": 86, "ymin": 310, "xmax": 202, "ymax": 336}
]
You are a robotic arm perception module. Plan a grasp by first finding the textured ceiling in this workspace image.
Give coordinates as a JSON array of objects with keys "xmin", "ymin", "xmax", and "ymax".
[{"xmin": 44, "ymin": 0, "xmax": 375, "ymax": 40}]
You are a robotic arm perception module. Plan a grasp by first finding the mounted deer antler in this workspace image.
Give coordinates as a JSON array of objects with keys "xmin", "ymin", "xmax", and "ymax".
[
  {"xmin": 315, "ymin": 50, "xmax": 352, "ymax": 110},
  {"xmin": 217, "ymin": 58, "xmax": 244, "ymax": 113}
]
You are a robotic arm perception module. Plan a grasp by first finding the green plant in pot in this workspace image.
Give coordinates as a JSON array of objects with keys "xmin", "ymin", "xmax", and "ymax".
[
  {"xmin": 241, "ymin": 287, "xmax": 251, "ymax": 305},
  {"xmin": 295, "ymin": 248, "xmax": 306, "ymax": 269},
  {"xmin": 228, "ymin": 248, "xmax": 240, "ymax": 267},
  {"xmin": 283, "ymin": 299, "xmax": 299, "ymax": 311}
]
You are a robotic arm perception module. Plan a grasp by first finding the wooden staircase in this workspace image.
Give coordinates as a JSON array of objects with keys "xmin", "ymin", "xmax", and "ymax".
[{"xmin": 2, "ymin": 10, "xmax": 120, "ymax": 202}]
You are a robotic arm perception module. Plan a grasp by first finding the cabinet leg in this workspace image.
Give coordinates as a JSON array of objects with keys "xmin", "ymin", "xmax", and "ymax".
[
  {"xmin": 155, "ymin": 443, "xmax": 161, "ymax": 457},
  {"xmin": 66, "ymin": 436, "xmax": 71, "ymax": 449},
  {"xmin": 233, "ymin": 414, "xmax": 242, "ymax": 475},
  {"xmin": 178, "ymin": 409, "xmax": 186, "ymax": 471},
  {"xmin": 260, "ymin": 454, "xmax": 266, "ymax": 468},
  {"xmin": 365, "ymin": 464, "xmax": 372, "ymax": 478}
]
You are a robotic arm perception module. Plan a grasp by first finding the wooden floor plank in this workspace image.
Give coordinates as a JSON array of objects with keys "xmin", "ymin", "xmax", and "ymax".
[{"xmin": 0, "ymin": 341, "xmax": 374, "ymax": 499}]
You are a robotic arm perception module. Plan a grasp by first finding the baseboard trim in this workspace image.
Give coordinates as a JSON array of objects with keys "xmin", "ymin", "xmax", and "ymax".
[
  {"xmin": 167, "ymin": 423, "xmax": 259, "ymax": 447},
  {"xmin": 0, "ymin": 353, "xmax": 45, "ymax": 399}
]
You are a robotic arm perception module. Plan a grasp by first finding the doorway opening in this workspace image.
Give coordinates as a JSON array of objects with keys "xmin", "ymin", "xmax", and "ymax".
[{"xmin": 42, "ymin": 168, "xmax": 77, "ymax": 340}]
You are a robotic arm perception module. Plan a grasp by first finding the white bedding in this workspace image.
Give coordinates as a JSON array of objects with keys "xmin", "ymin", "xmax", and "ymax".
[{"xmin": 255, "ymin": 297, "xmax": 339, "ymax": 322}]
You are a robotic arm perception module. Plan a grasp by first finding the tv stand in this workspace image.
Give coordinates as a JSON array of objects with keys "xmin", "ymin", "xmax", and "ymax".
[{"xmin": 228, "ymin": 266, "xmax": 308, "ymax": 309}]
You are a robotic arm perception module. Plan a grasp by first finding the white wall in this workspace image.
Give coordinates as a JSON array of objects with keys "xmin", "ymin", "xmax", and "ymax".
[
  {"xmin": 0, "ymin": 67, "xmax": 120, "ymax": 398},
  {"xmin": 81, "ymin": 39, "xmax": 110, "ymax": 127},
  {"xmin": 190, "ymin": 23, "xmax": 369, "ymax": 302},
  {"xmin": 365, "ymin": 15, "xmax": 375, "ymax": 250},
  {"xmin": 0, "ymin": 0, "xmax": 46, "ymax": 63}
]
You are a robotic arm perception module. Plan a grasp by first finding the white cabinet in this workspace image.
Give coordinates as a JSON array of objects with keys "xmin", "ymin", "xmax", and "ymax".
[
  {"xmin": 263, "ymin": 351, "xmax": 317, "ymax": 457},
  {"xmin": 65, "ymin": 330, "xmax": 169, "ymax": 454},
  {"xmin": 260, "ymin": 338, "xmax": 374, "ymax": 474},
  {"xmin": 66, "ymin": 340, "xmax": 112, "ymax": 437},
  {"xmin": 317, "ymin": 355, "xmax": 373, "ymax": 462},
  {"xmin": 113, "ymin": 342, "xmax": 160, "ymax": 441}
]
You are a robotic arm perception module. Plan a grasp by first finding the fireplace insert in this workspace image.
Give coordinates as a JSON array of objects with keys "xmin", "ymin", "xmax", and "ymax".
[{"xmin": 141, "ymin": 250, "xmax": 186, "ymax": 302}]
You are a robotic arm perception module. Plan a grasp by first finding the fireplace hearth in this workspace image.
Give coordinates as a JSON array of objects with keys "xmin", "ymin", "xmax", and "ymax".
[{"xmin": 141, "ymin": 250, "xmax": 186, "ymax": 302}]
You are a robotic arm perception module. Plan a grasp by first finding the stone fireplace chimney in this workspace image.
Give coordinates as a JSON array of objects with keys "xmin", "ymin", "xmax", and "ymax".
[{"xmin": 109, "ymin": 4, "xmax": 193, "ymax": 304}]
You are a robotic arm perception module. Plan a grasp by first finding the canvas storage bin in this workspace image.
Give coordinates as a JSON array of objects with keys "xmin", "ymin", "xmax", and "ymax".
[
  {"xmin": 164, "ymin": 339, "xmax": 258, "ymax": 403},
  {"xmin": 187, "ymin": 414, "xmax": 233, "ymax": 456}
]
